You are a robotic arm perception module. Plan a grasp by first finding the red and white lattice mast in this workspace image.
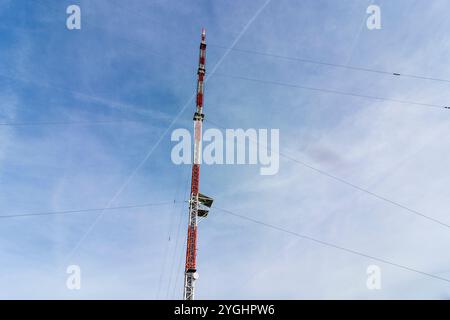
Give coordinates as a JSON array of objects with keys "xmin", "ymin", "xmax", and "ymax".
[{"xmin": 183, "ymin": 28, "xmax": 213, "ymax": 300}]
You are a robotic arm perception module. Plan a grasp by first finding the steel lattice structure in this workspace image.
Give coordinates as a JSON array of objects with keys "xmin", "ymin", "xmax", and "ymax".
[{"xmin": 183, "ymin": 28, "xmax": 212, "ymax": 300}]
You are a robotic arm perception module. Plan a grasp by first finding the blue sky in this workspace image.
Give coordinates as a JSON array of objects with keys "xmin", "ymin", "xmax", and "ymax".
[{"xmin": 1, "ymin": 0, "xmax": 450, "ymax": 299}]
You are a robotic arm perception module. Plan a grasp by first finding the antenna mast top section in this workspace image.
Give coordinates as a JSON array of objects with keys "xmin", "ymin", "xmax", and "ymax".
[
  {"xmin": 195, "ymin": 28, "xmax": 206, "ymax": 117},
  {"xmin": 201, "ymin": 27, "xmax": 206, "ymax": 40}
]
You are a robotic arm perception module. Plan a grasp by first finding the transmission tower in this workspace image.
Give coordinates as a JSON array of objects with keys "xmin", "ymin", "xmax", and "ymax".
[{"xmin": 183, "ymin": 28, "xmax": 214, "ymax": 300}]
